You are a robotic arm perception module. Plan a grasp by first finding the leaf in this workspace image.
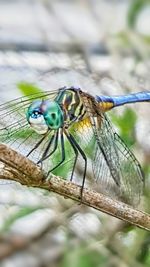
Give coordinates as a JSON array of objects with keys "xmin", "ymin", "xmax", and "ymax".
[
  {"xmin": 17, "ymin": 82, "xmax": 43, "ymax": 96},
  {"xmin": 127, "ymin": 0, "xmax": 149, "ymax": 29}
]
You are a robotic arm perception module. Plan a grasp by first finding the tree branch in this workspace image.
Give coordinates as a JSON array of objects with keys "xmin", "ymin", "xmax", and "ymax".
[{"xmin": 0, "ymin": 144, "xmax": 149, "ymax": 231}]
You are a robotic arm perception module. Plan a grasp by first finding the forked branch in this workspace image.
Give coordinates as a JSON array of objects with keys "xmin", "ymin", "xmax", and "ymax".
[{"xmin": 0, "ymin": 144, "xmax": 149, "ymax": 231}]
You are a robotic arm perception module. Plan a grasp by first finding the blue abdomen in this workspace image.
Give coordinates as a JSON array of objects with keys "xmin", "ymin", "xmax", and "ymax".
[{"xmin": 96, "ymin": 91, "xmax": 150, "ymax": 108}]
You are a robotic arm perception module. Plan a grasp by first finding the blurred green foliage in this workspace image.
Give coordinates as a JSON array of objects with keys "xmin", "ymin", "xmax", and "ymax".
[
  {"xmin": 110, "ymin": 108, "xmax": 137, "ymax": 147},
  {"xmin": 61, "ymin": 244, "xmax": 107, "ymax": 267},
  {"xmin": 1, "ymin": 207, "xmax": 39, "ymax": 233},
  {"xmin": 112, "ymin": 0, "xmax": 150, "ymax": 65},
  {"xmin": 17, "ymin": 82, "xmax": 43, "ymax": 95},
  {"xmin": 127, "ymin": 0, "xmax": 150, "ymax": 29}
]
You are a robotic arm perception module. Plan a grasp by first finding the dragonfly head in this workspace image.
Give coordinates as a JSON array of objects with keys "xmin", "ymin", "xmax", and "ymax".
[{"xmin": 27, "ymin": 100, "xmax": 64, "ymax": 134}]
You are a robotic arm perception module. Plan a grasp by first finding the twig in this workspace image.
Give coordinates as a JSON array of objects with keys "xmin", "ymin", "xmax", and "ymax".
[{"xmin": 0, "ymin": 144, "xmax": 149, "ymax": 231}]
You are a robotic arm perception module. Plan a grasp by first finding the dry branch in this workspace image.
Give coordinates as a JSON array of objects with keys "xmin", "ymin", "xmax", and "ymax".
[{"xmin": 0, "ymin": 144, "xmax": 149, "ymax": 231}]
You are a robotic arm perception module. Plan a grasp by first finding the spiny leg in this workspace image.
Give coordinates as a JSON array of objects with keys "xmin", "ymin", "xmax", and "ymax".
[
  {"xmin": 37, "ymin": 130, "xmax": 59, "ymax": 164},
  {"xmin": 47, "ymin": 129, "xmax": 65, "ymax": 175},
  {"xmin": 66, "ymin": 132, "xmax": 87, "ymax": 200},
  {"xmin": 26, "ymin": 133, "xmax": 48, "ymax": 157},
  {"xmin": 37, "ymin": 133, "xmax": 56, "ymax": 165},
  {"xmin": 64, "ymin": 129, "xmax": 78, "ymax": 182}
]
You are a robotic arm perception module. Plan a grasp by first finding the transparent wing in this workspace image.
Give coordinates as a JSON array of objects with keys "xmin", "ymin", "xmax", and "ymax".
[
  {"xmin": 0, "ymin": 89, "xmax": 62, "ymax": 142},
  {"xmin": 70, "ymin": 117, "xmax": 95, "ymax": 187},
  {"xmin": 92, "ymin": 114, "xmax": 144, "ymax": 206}
]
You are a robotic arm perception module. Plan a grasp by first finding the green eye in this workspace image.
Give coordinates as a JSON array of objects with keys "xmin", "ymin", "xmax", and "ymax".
[{"xmin": 44, "ymin": 101, "xmax": 64, "ymax": 130}]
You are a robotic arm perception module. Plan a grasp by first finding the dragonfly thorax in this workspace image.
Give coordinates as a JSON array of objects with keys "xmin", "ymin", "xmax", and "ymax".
[
  {"xmin": 27, "ymin": 99, "xmax": 64, "ymax": 134},
  {"xmin": 57, "ymin": 88, "xmax": 86, "ymax": 126}
]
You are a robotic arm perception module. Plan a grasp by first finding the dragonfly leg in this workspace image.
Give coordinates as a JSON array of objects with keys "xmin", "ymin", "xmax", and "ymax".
[
  {"xmin": 47, "ymin": 129, "xmax": 65, "ymax": 175},
  {"xmin": 64, "ymin": 130, "xmax": 78, "ymax": 182},
  {"xmin": 26, "ymin": 133, "xmax": 48, "ymax": 157},
  {"xmin": 37, "ymin": 130, "xmax": 59, "ymax": 165},
  {"xmin": 66, "ymin": 132, "xmax": 87, "ymax": 200}
]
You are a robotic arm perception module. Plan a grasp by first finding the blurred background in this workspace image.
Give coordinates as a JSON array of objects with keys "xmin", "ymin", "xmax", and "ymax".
[{"xmin": 0, "ymin": 0, "xmax": 150, "ymax": 266}]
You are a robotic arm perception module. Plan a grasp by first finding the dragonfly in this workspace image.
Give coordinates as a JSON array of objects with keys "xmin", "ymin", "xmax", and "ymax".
[{"xmin": 0, "ymin": 86, "xmax": 149, "ymax": 206}]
